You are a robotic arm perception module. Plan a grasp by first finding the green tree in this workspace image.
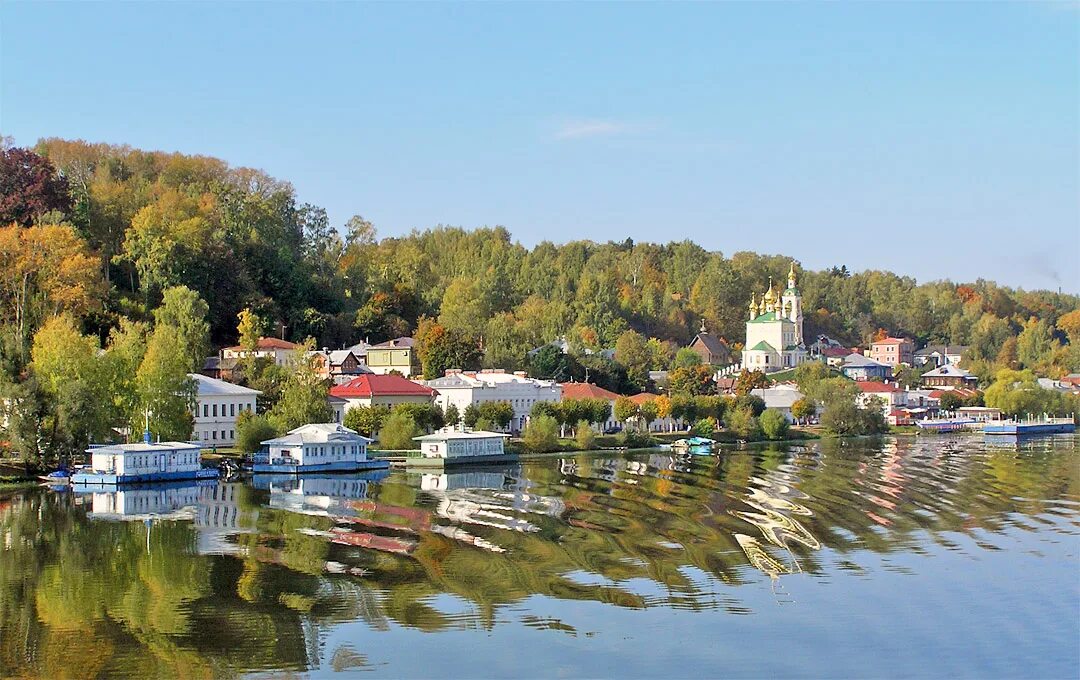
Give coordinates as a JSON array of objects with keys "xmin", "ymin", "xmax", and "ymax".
[
  {"xmin": 154, "ymin": 285, "xmax": 211, "ymax": 372},
  {"xmin": 343, "ymin": 405, "xmax": 390, "ymax": 438},
  {"xmin": 235, "ymin": 410, "xmax": 278, "ymax": 453},
  {"xmin": 638, "ymin": 400, "xmax": 659, "ymax": 431},
  {"xmin": 462, "ymin": 403, "xmax": 480, "ymax": 428},
  {"xmin": 614, "ymin": 396, "xmax": 638, "ymax": 425},
  {"xmin": 938, "ymin": 391, "xmax": 963, "ymax": 412},
  {"xmin": 723, "ymin": 405, "xmax": 762, "ymax": 440},
  {"xmin": 444, "ymin": 403, "xmax": 460, "ymax": 426},
  {"xmin": 522, "ymin": 414, "xmax": 560, "ymax": 453},
  {"xmin": 668, "ymin": 365, "xmax": 715, "ymax": 396},
  {"xmin": 984, "ymin": 368, "xmax": 1068, "ymax": 417},
  {"xmin": 672, "ymin": 347, "xmax": 703, "ymax": 369},
  {"xmin": 574, "ymin": 420, "xmax": 596, "ymax": 450},
  {"xmin": 415, "ymin": 317, "xmax": 481, "ymax": 379},
  {"xmin": 614, "ymin": 330, "xmax": 651, "ymax": 390},
  {"xmin": 268, "ymin": 347, "xmax": 332, "ymax": 432},
  {"xmin": 692, "ymin": 418, "xmax": 715, "ymax": 437},
  {"xmin": 30, "ymin": 315, "xmax": 112, "ymax": 458},
  {"xmin": 135, "ymin": 326, "xmax": 197, "ymax": 442},
  {"xmin": 477, "ymin": 401, "xmax": 514, "ymax": 429},
  {"xmin": 377, "ymin": 411, "xmax": 421, "ymax": 450},
  {"xmin": 759, "ymin": 409, "xmax": 790, "ymax": 440}
]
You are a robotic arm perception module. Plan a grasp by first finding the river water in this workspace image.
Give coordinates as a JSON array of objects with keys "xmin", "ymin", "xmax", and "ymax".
[{"xmin": 1, "ymin": 435, "xmax": 1077, "ymax": 678}]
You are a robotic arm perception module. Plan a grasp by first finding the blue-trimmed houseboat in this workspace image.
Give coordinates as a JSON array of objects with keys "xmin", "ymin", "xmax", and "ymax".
[
  {"xmin": 71, "ymin": 436, "xmax": 218, "ymax": 487},
  {"xmin": 254, "ymin": 423, "xmax": 388, "ymax": 474}
]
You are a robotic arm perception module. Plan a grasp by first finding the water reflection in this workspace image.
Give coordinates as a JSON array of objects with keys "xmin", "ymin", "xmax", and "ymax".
[{"xmin": 0, "ymin": 435, "xmax": 1077, "ymax": 677}]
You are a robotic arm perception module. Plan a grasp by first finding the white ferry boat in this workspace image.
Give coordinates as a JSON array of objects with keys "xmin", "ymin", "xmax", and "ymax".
[{"xmin": 253, "ymin": 423, "xmax": 388, "ymax": 474}]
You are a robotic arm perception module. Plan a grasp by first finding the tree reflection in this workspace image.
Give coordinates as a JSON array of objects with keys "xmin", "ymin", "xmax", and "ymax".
[{"xmin": 0, "ymin": 435, "xmax": 1076, "ymax": 674}]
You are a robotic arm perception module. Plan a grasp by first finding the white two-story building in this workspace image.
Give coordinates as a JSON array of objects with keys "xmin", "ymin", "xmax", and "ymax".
[
  {"xmin": 424, "ymin": 370, "xmax": 561, "ymax": 434},
  {"xmin": 190, "ymin": 374, "xmax": 261, "ymax": 447}
]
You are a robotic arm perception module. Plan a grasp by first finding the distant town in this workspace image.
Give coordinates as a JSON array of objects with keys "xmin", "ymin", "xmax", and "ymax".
[{"xmin": 0, "ymin": 140, "xmax": 1077, "ymax": 473}]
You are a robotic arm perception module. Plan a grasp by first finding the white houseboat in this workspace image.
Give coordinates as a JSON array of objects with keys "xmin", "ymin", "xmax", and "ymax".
[
  {"xmin": 254, "ymin": 423, "xmax": 388, "ymax": 474},
  {"xmin": 71, "ymin": 436, "xmax": 216, "ymax": 487},
  {"xmin": 413, "ymin": 427, "xmax": 513, "ymax": 466}
]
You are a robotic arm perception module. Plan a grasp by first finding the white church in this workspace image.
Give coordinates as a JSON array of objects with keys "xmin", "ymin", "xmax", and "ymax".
[{"xmin": 741, "ymin": 262, "xmax": 809, "ymax": 372}]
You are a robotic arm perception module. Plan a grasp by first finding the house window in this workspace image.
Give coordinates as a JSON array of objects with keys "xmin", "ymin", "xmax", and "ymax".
[
  {"xmin": 203, "ymin": 404, "xmax": 209, "ymax": 418},
  {"xmin": 230, "ymin": 404, "xmax": 236, "ymax": 417},
  {"xmin": 229, "ymin": 430, "xmax": 234, "ymax": 439},
  {"xmin": 212, "ymin": 431, "xmax": 217, "ymax": 440},
  {"xmin": 212, "ymin": 404, "xmax": 218, "ymax": 417}
]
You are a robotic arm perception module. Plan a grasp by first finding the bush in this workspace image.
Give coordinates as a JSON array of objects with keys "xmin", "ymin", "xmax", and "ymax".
[
  {"xmin": 522, "ymin": 415, "xmax": 560, "ymax": 453},
  {"xmin": 759, "ymin": 408, "xmax": 790, "ymax": 440},
  {"xmin": 377, "ymin": 411, "xmax": 421, "ymax": 450},
  {"xmin": 724, "ymin": 405, "xmax": 763, "ymax": 440},
  {"xmin": 820, "ymin": 400, "xmax": 887, "ymax": 436},
  {"xmin": 692, "ymin": 418, "xmax": 714, "ymax": 437},
  {"xmin": 574, "ymin": 420, "xmax": 596, "ymax": 450},
  {"xmin": 618, "ymin": 429, "xmax": 656, "ymax": 449},
  {"xmin": 235, "ymin": 411, "xmax": 279, "ymax": 453}
]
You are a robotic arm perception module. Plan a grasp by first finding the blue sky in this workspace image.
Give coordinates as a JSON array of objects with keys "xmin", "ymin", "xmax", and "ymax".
[{"xmin": 3, "ymin": 2, "xmax": 1077, "ymax": 292}]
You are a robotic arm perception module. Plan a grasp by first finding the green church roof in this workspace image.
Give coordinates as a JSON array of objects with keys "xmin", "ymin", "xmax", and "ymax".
[
  {"xmin": 784, "ymin": 287, "xmax": 799, "ymax": 296},
  {"xmin": 748, "ymin": 312, "xmax": 779, "ymax": 323},
  {"xmin": 747, "ymin": 340, "xmax": 777, "ymax": 352}
]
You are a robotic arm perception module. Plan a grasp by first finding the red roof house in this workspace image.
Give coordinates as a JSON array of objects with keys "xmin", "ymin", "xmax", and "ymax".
[
  {"xmin": 330, "ymin": 374, "xmax": 437, "ymax": 408},
  {"xmin": 559, "ymin": 382, "xmax": 622, "ymax": 402}
]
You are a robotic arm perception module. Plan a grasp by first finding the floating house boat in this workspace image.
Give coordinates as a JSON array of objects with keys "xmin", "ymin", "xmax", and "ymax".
[
  {"xmin": 914, "ymin": 417, "xmax": 977, "ymax": 432},
  {"xmin": 671, "ymin": 436, "xmax": 716, "ymax": 455},
  {"xmin": 412, "ymin": 427, "xmax": 514, "ymax": 466},
  {"xmin": 983, "ymin": 417, "xmax": 1076, "ymax": 436},
  {"xmin": 254, "ymin": 423, "xmax": 389, "ymax": 474},
  {"xmin": 71, "ymin": 436, "xmax": 217, "ymax": 487}
]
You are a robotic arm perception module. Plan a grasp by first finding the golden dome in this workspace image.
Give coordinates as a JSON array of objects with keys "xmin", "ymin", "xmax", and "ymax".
[{"xmin": 763, "ymin": 277, "xmax": 776, "ymax": 302}]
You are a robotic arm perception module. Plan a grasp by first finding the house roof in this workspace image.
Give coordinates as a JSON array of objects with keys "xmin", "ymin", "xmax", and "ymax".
[
  {"xmin": 262, "ymin": 423, "xmax": 372, "ymax": 446},
  {"xmin": 873, "ymin": 337, "xmax": 909, "ymax": 346},
  {"xmin": 914, "ymin": 344, "xmax": 969, "ymax": 357},
  {"xmin": 425, "ymin": 370, "xmax": 557, "ymax": 390},
  {"xmin": 559, "ymin": 382, "xmax": 622, "ymax": 401},
  {"xmin": 628, "ymin": 392, "xmax": 660, "ymax": 405},
  {"xmin": 689, "ymin": 333, "xmax": 729, "ymax": 357},
  {"xmin": 855, "ymin": 381, "xmax": 902, "ymax": 394},
  {"xmin": 841, "ymin": 353, "xmax": 887, "ymax": 368},
  {"xmin": 330, "ymin": 374, "xmax": 436, "ymax": 399},
  {"xmin": 345, "ymin": 341, "xmax": 371, "ymax": 356},
  {"xmin": 369, "ymin": 337, "xmax": 415, "ymax": 349},
  {"xmin": 190, "ymin": 373, "xmax": 261, "ymax": 396},
  {"xmin": 223, "ymin": 337, "xmax": 301, "ymax": 352},
  {"xmin": 88, "ymin": 441, "xmax": 201, "ymax": 455},
  {"xmin": 750, "ymin": 386, "xmax": 804, "ymax": 409},
  {"xmin": 922, "ymin": 364, "xmax": 974, "ymax": 378},
  {"xmin": 928, "ymin": 388, "xmax": 979, "ymax": 399},
  {"xmin": 820, "ymin": 347, "xmax": 853, "ymax": 358},
  {"xmin": 413, "ymin": 427, "xmax": 510, "ymax": 442}
]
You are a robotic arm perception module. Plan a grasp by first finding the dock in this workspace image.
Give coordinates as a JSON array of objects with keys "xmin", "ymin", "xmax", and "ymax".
[{"xmin": 983, "ymin": 417, "xmax": 1076, "ymax": 436}]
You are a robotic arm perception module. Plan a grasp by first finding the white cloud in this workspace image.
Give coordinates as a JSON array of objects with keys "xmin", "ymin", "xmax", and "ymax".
[{"xmin": 552, "ymin": 119, "xmax": 646, "ymax": 141}]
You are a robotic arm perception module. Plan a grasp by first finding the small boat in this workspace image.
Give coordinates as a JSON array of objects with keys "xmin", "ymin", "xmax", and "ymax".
[
  {"xmin": 38, "ymin": 468, "xmax": 72, "ymax": 485},
  {"xmin": 672, "ymin": 437, "xmax": 716, "ymax": 455}
]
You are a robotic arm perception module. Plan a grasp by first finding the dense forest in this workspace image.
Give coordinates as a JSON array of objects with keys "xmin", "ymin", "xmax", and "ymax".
[
  {"xmin": 8, "ymin": 139, "xmax": 1079, "ymax": 372},
  {"xmin": 0, "ymin": 138, "xmax": 1077, "ymax": 461}
]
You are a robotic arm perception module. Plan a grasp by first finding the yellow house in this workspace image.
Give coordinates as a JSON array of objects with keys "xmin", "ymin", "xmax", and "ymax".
[{"xmin": 365, "ymin": 337, "xmax": 419, "ymax": 377}]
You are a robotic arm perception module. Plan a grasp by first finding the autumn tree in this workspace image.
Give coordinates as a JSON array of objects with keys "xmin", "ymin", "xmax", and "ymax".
[
  {"xmin": 0, "ymin": 147, "xmax": 72, "ymax": 226},
  {"xmin": 0, "ymin": 224, "xmax": 103, "ymax": 365},
  {"xmin": 237, "ymin": 308, "xmax": 268, "ymax": 352}
]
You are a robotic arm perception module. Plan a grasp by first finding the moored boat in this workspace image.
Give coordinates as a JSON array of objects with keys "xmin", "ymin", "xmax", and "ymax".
[
  {"xmin": 253, "ymin": 423, "xmax": 389, "ymax": 474},
  {"xmin": 71, "ymin": 436, "xmax": 217, "ymax": 487},
  {"xmin": 672, "ymin": 437, "xmax": 716, "ymax": 455}
]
